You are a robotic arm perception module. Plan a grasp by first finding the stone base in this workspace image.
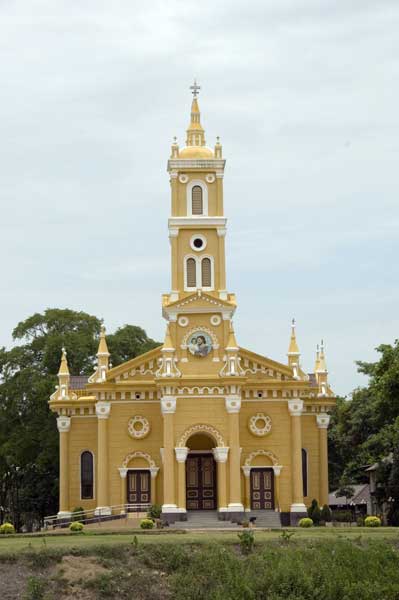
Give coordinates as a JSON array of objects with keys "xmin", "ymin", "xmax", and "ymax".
[
  {"xmin": 290, "ymin": 511, "xmax": 308, "ymax": 526},
  {"xmin": 162, "ymin": 512, "xmax": 186, "ymax": 525},
  {"xmin": 280, "ymin": 512, "xmax": 291, "ymax": 527},
  {"xmin": 94, "ymin": 506, "xmax": 112, "ymax": 516}
]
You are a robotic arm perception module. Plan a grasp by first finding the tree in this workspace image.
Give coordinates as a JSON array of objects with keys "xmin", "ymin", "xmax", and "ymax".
[
  {"xmin": 106, "ymin": 325, "xmax": 159, "ymax": 367},
  {"xmin": 0, "ymin": 309, "xmax": 159, "ymax": 530}
]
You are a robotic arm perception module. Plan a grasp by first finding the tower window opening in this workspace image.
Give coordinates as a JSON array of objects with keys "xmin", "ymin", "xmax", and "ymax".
[
  {"xmin": 201, "ymin": 257, "xmax": 212, "ymax": 288},
  {"xmin": 81, "ymin": 451, "xmax": 94, "ymax": 499},
  {"xmin": 193, "ymin": 238, "xmax": 204, "ymax": 249},
  {"xmin": 302, "ymin": 448, "xmax": 308, "ymax": 497},
  {"xmin": 187, "ymin": 258, "xmax": 197, "ymax": 288},
  {"xmin": 192, "ymin": 186, "xmax": 203, "ymax": 215}
]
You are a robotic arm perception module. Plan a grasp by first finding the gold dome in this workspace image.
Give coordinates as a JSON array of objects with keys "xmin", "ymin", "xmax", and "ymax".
[{"xmin": 179, "ymin": 146, "xmax": 214, "ymax": 159}]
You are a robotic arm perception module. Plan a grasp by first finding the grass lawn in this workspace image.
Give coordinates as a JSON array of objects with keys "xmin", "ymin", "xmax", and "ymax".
[{"xmin": 0, "ymin": 526, "xmax": 398, "ymax": 554}]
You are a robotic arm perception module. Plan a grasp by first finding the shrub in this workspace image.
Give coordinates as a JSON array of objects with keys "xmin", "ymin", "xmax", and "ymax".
[
  {"xmin": 312, "ymin": 506, "xmax": 321, "ymax": 525},
  {"xmin": 0, "ymin": 522, "xmax": 15, "ymax": 535},
  {"xmin": 365, "ymin": 516, "xmax": 381, "ymax": 528},
  {"xmin": 357, "ymin": 515, "xmax": 365, "ymax": 527},
  {"xmin": 333, "ymin": 510, "xmax": 353, "ymax": 523},
  {"xmin": 307, "ymin": 499, "xmax": 318, "ymax": 519},
  {"xmin": 71, "ymin": 507, "xmax": 85, "ymax": 522},
  {"xmin": 140, "ymin": 518, "xmax": 154, "ymax": 529},
  {"xmin": 321, "ymin": 504, "xmax": 332, "ymax": 522},
  {"xmin": 299, "ymin": 518, "xmax": 313, "ymax": 528},
  {"xmin": 147, "ymin": 504, "xmax": 162, "ymax": 520},
  {"xmin": 25, "ymin": 575, "xmax": 47, "ymax": 600},
  {"xmin": 237, "ymin": 529, "xmax": 254, "ymax": 554},
  {"xmin": 69, "ymin": 521, "xmax": 84, "ymax": 533}
]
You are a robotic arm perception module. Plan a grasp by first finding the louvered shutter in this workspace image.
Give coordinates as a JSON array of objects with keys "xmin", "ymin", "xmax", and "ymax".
[
  {"xmin": 187, "ymin": 258, "xmax": 196, "ymax": 287},
  {"xmin": 201, "ymin": 258, "xmax": 211, "ymax": 287},
  {"xmin": 192, "ymin": 186, "xmax": 203, "ymax": 215}
]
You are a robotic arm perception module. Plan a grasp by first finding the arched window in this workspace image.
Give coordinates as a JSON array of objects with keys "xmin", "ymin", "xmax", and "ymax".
[
  {"xmin": 186, "ymin": 258, "xmax": 197, "ymax": 288},
  {"xmin": 201, "ymin": 257, "xmax": 212, "ymax": 287},
  {"xmin": 81, "ymin": 451, "xmax": 94, "ymax": 499},
  {"xmin": 192, "ymin": 186, "xmax": 203, "ymax": 215},
  {"xmin": 302, "ymin": 448, "xmax": 308, "ymax": 498}
]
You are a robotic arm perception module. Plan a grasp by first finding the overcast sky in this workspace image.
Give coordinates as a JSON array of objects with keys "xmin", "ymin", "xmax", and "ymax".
[{"xmin": 1, "ymin": 1, "xmax": 398, "ymax": 395}]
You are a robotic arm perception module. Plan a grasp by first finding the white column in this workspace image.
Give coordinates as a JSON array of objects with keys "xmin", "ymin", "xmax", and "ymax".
[
  {"xmin": 288, "ymin": 399, "xmax": 306, "ymax": 514},
  {"xmin": 213, "ymin": 447, "xmax": 229, "ymax": 512},
  {"xmin": 95, "ymin": 401, "xmax": 111, "ymax": 516},
  {"xmin": 161, "ymin": 396, "xmax": 179, "ymax": 513},
  {"xmin": 118, "ymin": 468, "xmax": 128, "ymax": 514},
  {"xmin": 175, "ymin": 447, "xmax": 189, "ymax": 513},
  {"xmin": 226, "ymin": 395, "xmax": 244, "ymax": 512},
  {"xmin": 57, "ymin": 416, "xmax": 71, "ymax": 519}
]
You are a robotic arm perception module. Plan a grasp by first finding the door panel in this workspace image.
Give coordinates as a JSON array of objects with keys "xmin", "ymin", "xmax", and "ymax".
[
  {"xmin": 186, "ymin": 454, "xmax": 217, "ymax": 510},
  {"xmin": 127, "ymin": 470, "xmax": 151, "ymax": 507},
  {"xmin": 250, "ymin": 468, "xmax": 274, "ymax": 510}
]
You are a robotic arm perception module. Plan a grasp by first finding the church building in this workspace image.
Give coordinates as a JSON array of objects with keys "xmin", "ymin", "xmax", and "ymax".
[{"xmin": 50, "ymin": 85, "xmax": 336, "ymax": 526}]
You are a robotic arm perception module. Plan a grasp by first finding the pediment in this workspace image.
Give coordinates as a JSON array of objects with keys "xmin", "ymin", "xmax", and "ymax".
[
  {"xmin": 163, "ymin": 290, "xmax": 236, "ymax": 316},
  {"xmin": 105, "ymin": 346, "xmax": 162, "ymax": 383},
  {"xmin": 239, "ymin": 347, "xmax": 295, "ymax": 380}
]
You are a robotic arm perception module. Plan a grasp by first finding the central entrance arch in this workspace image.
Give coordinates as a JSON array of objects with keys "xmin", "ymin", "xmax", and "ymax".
[{"xmin": 186, "ymin": 432, "xmax": 217, "ymax": 510}]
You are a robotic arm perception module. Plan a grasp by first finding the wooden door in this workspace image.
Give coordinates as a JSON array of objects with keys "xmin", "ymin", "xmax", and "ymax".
[
  {"xmin": 186, "ymin": 454, "xmax": 217, "ymax": 510},
  {"xmin": 250, "ymin": 468, "xmax": 274, "ymax": 510},
  {"xmin": 127, "ymin": 470, "xmax": 151, "ymax": 507}
]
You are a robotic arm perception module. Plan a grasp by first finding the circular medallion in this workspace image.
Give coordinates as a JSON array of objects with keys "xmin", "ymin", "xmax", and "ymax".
[
  {"xmin": 179, "ymin": 174, "xmax": 189, "ymax": 183},
  {"xmin": 190, "ymin": 234, "xmax": 207, "ymax": 252},
  {"xmin": 249, "ymin": 413, "xmax": 272, "ymax": 437},
  {"xmin": 178, "ymin": 316, "xmax": 189, "ymax": 327},
  {"xmin": 210, "ymin": 315, "xmax": 221, "ymax": 326},
  {"xmin": 187, "ymin": 331, "xmax": 213, "ymax": 357},
  {"xmin": 128, "ymin": 416, "xmax": 150, "ymax": 439},
  {"xmin": 205, "ymin": 174, "xmax": 215, "ymax": 183}
]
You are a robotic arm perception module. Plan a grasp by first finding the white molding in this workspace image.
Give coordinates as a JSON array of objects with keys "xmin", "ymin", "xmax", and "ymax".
[
  {"xmin": 212, "ymin": 446, "xmax": 229, "ymax": 463},
  {"xmin": 95, "ymin": 401, "xmax": 111, "ymax": 419},
  {"xmin": 290, "ymin": 503, "xmax": 307, "ymax": 513},
  {"xmin": 161, "ymin": 396, "xmax": 176, "ymax": 415},
  {"xmin": 225, "ymin": 395, "xmax": 241, "ymax": 414},
  {"xmin": 161, "ymin": 504, "xmax": 179, "ymax": 513},
  {"xmin": 186, "ymin": 179, "xmax": 208, "ymax": 216},
  {"xmin": 118, "ymin": 467, "xmax": 128, "ymax": 479},
  {"xmin": 190, "ymin": 233, "xmax": 207, "ymax": 252},
  {"xmin": 183, "ymin": 254, "xmax": 215, "ymax": 292},
  {"xmin": 288, "ymin": 399, "xmax": 304, "ymax": 416},
  {"xmin": 174, "ymin": 447, "xmax": 189, "ymax": 463},
  {"xmin": 226, "ymin": 503, "xmax": 244, "ymax": 512},
  {"xmin": 57, "ymin": 416, "xmax": 71, "ymax": 433},
  {"xmin": 169, "ymin": 217, "xmax": 227, "ymax": 228},
  {"xmin": 167, "ymin": 158, "xmax": 226, "ymax": 170},
  {"xmin": 316, "ymin": 413, "xmax": 330, "ymax": 429}
]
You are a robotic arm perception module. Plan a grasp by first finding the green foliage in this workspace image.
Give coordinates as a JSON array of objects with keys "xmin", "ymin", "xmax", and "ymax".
[
  {"xmin": 69, "ymin": 521, "xmax": 84, "ymax": 532},
  {"xmin": 311, "ymin": 506, "xmax": 321, "ymax": 525},
  {"xmin": 357, "ymin": 515, "xmax": 365, "ymax": 527},
  {"xmin": 106, "ymin": 325, "xmax": 159, "ymax": 366},
  {"xmin": 365, "ymin": 516, "xmax": 381, "ymax": 527},
  {"xmin": 147, "ymin": 504, "xmax": 162, "ymax": 520},
  {"xmin": 0, "ymin": 522, "xmax": 15, "ymax": 534},
  {"xmin": 140, "ymin": 518, "xmax": 154, "ymax": 529},
  {"xmin": 170, "ymin": 540, "xmax": 399, "ymax": 600},
  {"xmin": 328, "ymin": 341, "xmax": 399, "ymax": 489},
  {"xmin": 71, "ymin": 507, "xmax": 85, "ymax": 522},
  {"xmin": 237, "ymin": 529, "xmax": 255, "ymax": 554},
  {"xmin": 0, "ymin": 308, "xmax": 159, "ymax": 531},
  {"xmin": 307, "ymin": 498, "xmax": 318, "ymax": 519},
  {"xmin": 299, "ymin": 518, "xmax": 313, "ymax": 528},
  {"xmin": 321, "ymin": 504, "xmax": 332, "ymax": 522},
  {"xmin": 280, "ymin": 530, "xmax": 296, "ymax": 543},
  {"xmin": 24, "ymin": 576, "xmax": 47, "ymax": 600}
]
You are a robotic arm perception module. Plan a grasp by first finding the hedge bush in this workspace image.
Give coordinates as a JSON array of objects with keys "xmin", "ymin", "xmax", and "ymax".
[
  {"xmin": 0, "ymin": 522, "xmax": 15, "ymax": 535},
  {"xmin": 299, "ymin": 518, "xmax": 313, "ymax": 528},
  {"xmin": 147, "ymin": 504, "xmax": 162, "ymax": 520},
  {"xmin": 71, "ymin": 507, "xmax": 85, "ymax": 522},
  {"xmin": 365, "ymin": 516, "xmax": 381, "ymax": 527},
  {"xmin": 69, "ymin": 521, "xmax": 84, "ymax": 533},
  {"xmin": 140, "ymin": 518, "xmax": 154, "ymax": 529}
]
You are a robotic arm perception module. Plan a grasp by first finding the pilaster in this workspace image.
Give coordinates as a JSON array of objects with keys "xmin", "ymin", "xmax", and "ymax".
[
  {"xmin": 57, "ymin": 416, "xmax": 71, "ymax": 519},
  {"xmin": 288, "ymin": 400, "xmax": 306, "ymax": 522},
  {"xmin": 161, "ymin": 396, "xmax": 178, "ymax": 519},
  {"xmin": 316, "ymin": 413, "xmax": 330, "ymax": 506},
  {"xmin": 225, "ymin": 396, "xmax": 244, "ymax": 515},
  {"xmin": 175, "ymin": 447, "xmax": 189, "ymax": 514},
  {"xmin": 213, "ymin": 446, "xmax": 229, "ymax": 515},
  {"xmin": 95, "ymin": 401, "xmax": 111, "ymax": 516}
]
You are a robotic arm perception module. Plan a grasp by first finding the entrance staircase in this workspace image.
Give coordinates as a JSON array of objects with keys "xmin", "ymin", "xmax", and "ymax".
[
  {"xmin": 250, "ymin": 510, "xmax": 282, "ymax": 528},
  {"xmin": 169, "ymin": 511, "xmax": 238, "ymax": 529}
]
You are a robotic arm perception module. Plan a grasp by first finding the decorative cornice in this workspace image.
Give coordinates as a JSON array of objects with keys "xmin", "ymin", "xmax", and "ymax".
[
  {"xmin": 57, "ymin": 416, "xmax": 71, "ymax": 433},
  {"xmin": 225, "ymin": 395, "xmax": 241, "ymax": 414},
  {"xmin": 213, "ymin": 446, "xmax": 229, "ymax": 463},
  {"xmin": 167, "ymin": 158, "xmax": 226, "ymax": 170},
  {"xmin": 96, "ymin": 401, "xmax": 111, "ymax": 419},
  {"xmin": 174, "ymin": 447, "xmax": 189, "ymax": 463},
  {"xmin": 161, "ymin": 396, "xmax": 177, "ymax": 415},
  {"xmin": 316, "ymin": 413, "xmax": 330, "ymax": 429},
  {"xmin": 288, "ymin": 399, "xmax": 304, "ymax": 416}
]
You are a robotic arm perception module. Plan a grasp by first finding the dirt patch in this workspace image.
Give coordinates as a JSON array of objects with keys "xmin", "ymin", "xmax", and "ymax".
[
  {"xmin": 57, "ymin": 555, "xmax": 107, "ymax": 584},
  {"xmin": 0, "ymin": 562, "xmax": 42, "ymax": 600}
]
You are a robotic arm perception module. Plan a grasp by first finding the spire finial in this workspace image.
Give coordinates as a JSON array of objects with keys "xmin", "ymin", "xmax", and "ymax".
[
  {"xmin": 58, "ymin": 346, "xmax": 70, "ymax": 376},
  {"xmin": 97, "ymin": 324, "xmax": 110, "ymax": 357},
  {"xmin": 190, "ymin": 79, "xmax": 201, "ymax": 98}
]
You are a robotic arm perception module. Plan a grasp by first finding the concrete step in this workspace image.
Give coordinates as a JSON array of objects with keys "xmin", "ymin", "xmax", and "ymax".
[
  {"xmin": 249, "ymin": 510, "xmax": 282, "ymax": 528},
  {"xmin": 170, "ymin": 511, "xmax": 238, "ymax": 529}
]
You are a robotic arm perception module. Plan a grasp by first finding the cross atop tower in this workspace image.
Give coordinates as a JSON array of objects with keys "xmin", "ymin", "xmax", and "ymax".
[{"xmin": 190, "ymin": 79, "xmax": 201, "ymax": 98}]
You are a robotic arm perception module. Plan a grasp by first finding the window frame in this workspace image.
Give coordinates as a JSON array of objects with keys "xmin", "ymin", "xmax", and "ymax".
[
  {"xmin": 80, "ymin": 450, "xmax": 95, "ymax": 501},
  {"xmin": 186, "ymin": 180, "xmax": 208, "ymax": 217}
]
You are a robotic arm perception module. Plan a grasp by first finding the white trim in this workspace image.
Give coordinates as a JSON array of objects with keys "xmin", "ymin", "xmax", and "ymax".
[
  {"xmin": 186, "ymin": 180, "xmax": 208, "ymax": 216},
  {"xmin": 79, "ymin": 449, "xmax": 95, "ymax": 501},
  {"xmin": 184, "ymin": 254, "xmax": 214, "ymax": 292},
  {"xmin": 169, "ymin": 217, "xmax": 226, "ymax": 228},
  {"xmin": 190, "ymin": 234, "xmax": 207, "ymax": 252},
  {"xmin": 290, "ymin": 503, "xmax": 307, "ymax": 513}
]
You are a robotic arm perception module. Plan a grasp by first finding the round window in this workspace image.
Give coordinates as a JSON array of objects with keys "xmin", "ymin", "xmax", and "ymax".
[{"xmin": 190, "ymin": 234, "xmax": 207, "ymax": 252}]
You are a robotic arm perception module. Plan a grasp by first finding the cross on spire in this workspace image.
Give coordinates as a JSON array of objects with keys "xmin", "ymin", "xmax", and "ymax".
[{"xmin": 190, "ymin": 79, "xmax": 201, "ymax": 98}]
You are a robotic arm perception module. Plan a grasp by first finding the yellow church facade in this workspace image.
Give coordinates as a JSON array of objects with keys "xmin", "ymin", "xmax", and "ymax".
[{"xmin": 50, "ymin": 86, "xmax": 335, "ymax": 526}]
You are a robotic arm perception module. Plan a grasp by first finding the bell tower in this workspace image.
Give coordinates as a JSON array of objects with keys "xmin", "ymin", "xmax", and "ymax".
[
  {"xmin": 162, "ymin": 82, "xmax": 239, "ymax": 372},
  {"xmin": 167, "ymin": 81, "xmax": 228, "ymax": 303}
]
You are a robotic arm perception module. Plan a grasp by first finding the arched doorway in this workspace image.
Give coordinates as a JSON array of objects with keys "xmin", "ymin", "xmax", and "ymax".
[{"xmin": 186, "ymin": 433, "xmax": 217, "ymax": 510}]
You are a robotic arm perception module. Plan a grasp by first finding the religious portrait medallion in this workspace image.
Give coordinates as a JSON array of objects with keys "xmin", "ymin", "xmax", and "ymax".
[{"xmin": 187, "ymin": 331, "xmax": 213, "ymax": 357}]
